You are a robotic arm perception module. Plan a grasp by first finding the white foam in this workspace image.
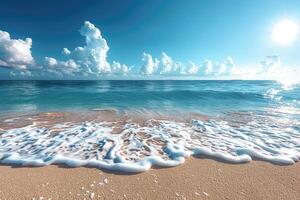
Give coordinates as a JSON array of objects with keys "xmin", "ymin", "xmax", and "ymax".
[
  {"xmin": 0, "ymin": 115, "xmax": 299, "ymax": 172},
  {"xmin": 264, "ymin": 88, "xmax": 282, "ymax": 101}
]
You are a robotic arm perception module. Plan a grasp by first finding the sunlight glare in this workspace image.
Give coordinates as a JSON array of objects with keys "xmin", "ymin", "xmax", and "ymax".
[{"xmin": 272, "ymin": 19, "xmax": 299, "ymax": 45}]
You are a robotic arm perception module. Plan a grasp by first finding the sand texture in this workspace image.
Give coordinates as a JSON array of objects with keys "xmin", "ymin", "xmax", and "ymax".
[{"xmin": 0, "ymin": 158, "xmax": 299, "ymax": 200}]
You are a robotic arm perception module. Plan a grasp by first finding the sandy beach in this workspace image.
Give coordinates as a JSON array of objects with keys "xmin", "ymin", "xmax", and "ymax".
[
  {"xmin": 1, "ymin": 111, "xmax": 300, "ymax": 199},
  {"xmin": 0, "ymin": 158, "xmax": 299, "ymax": 200},
  {"xmin": 1, "ymin": 0, "xmax": 300, "ymax": 198}
]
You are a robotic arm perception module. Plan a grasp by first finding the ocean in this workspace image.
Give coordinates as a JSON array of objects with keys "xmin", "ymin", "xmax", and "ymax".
[
  {"xmin": 0, "ymin": 80, "xmax": 299, "ymax": 115},
  {"xmin": 0, "ymin": 80, "xmax": 299, "ymax": 172}
]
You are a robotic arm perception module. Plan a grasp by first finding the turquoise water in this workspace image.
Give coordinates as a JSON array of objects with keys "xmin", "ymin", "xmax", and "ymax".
[
  {"xmin": 0, "ymin": 80, "xmax": 300, "ymax": 170},
  {"xmin": 0, "ymin": 80, "xmax": 299, "ymax": 116}
]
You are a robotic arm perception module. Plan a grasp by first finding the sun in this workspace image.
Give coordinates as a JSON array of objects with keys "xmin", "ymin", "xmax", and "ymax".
[{"xmin": 272, "ymin": 19, "xmax": 299, "ymax": 46}]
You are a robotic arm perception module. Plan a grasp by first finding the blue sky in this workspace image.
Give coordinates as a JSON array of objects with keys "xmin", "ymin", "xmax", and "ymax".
[{"xmin": 0, "ymin": 0, "xmax": 300, "ymax": 80}]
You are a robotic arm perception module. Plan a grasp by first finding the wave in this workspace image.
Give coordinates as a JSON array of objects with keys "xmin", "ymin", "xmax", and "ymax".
[{"xmin": 0, "ymin": 111, "xmax": 299, "ymax": 172}]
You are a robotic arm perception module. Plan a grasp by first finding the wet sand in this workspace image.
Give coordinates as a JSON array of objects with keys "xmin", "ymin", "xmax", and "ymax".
[
  {"xmin": 0, "ymin": 111, "xmax": 299, "ymax": 199},
  {"xmin": 0, "ymin": 158, "xmax": 299, "ymax": 200}
]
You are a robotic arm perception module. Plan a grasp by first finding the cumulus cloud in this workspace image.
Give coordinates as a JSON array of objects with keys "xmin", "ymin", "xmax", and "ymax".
[
  {"xmin": 62, "ymin": 48, "xmax": 71, "ymax": 56},
  {"xmin": 67, "ymin": 21, "xmax": 111, "ymax": 73},
  {"xmin": 0, "ymin": 30, "xmax": 34, "ymax": 69},
  {"xmin": 159, "ymin": 52, "xmax": 186, "ymax": 75},
  {"xmin": 44, "ymin": 57, "xmax": 80, "ymax": 76},
  {"xmin": 43, "ymin": 21, "xmax": 111, "ymax": 77},
  {"xmin": 212, "ymin": 57, "xmax": 235, "ymax": 76},
  {"xmin": 40, "ymin": 21, "xmax": 131, "ymax": 78},
  {"xmin": 140, "ymin": 52, "xmax": 159, "ymax": 75},
  {"xmin": 140, "ymin": 52, "xmax": 187, "ymax": 76},
  {"xmin": 203, "ymin": 60, "xmax": 213, "ymax": 75},
  {"xmin": 2, "ymin": 21, "xmax": 131, "ymax": 79},
  {"xmin": 160, "ymin": 52, "xmax": 175, "ymax": 74},
  {"xmin": 139, "ymin": 53, "xmax": 238, "ymax": 77},
  {"xmin": 10, "ymin": 70, "xmax": 31, "ymax": 77},
  {"xmin": 111, "ymin": 61, "xmax": 129, "ymax": 74},
  {"xmin": 186, "ymin": 62, "xmax": 199, "ymax": 75}
]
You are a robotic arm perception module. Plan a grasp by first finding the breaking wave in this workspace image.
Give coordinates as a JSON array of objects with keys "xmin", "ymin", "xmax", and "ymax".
[{"xmin": 0, "ymin": 111, "xmax": 299, "ymax": 173}]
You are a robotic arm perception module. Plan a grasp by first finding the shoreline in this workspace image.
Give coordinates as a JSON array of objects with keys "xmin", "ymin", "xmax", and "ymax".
[
  {"xmin": 0, "ymin": 158, "xmax": 299, "ymax": 200},
  {"xmin": 1, "ymin": 110, "xmax": 299, "ymax": 199},
  {"xmin": 0, "ymin": 110, "xmax": 209, "ymax": 130},
  {"xmin": 1, "ymin": 110, "xmax": 300, "ymax": 170}
]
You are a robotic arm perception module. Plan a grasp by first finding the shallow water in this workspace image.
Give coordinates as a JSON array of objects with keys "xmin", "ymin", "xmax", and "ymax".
[
  {"xmin": 0, "ymin": 80, "xmax": 299, "ymax": 115},
  {"xmin": 0, "ymin": 80, "xmax": 299, "ymax": 172}
]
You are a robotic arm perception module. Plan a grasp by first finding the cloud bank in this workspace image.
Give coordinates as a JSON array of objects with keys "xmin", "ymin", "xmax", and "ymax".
[
  {"xmin": 140, "ymin": 52, "xmax": 238, "ymax": 77},
  {"xmin": 0, "ymin": 21, "xmax": 299, "ymax": 83}
]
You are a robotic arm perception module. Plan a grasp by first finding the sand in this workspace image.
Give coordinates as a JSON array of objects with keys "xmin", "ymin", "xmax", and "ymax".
[
  {"xmin": 0, "ymin": 158, "xmax": 299, "ymax": 200},
  {"xmin": 0, "ymin": 111, "xmax": 299, "ymax": 199}
]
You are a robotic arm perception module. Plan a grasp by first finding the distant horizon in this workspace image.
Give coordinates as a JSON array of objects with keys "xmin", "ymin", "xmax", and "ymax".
[{"xmin": 0, "ymin": 77, "xmax": 282, "ymax": 81}]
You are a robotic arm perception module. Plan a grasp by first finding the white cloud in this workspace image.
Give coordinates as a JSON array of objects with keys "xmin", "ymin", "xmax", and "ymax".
[
  {"xmin": 44, "ymin": 57, "xmax": 80, "ymax": 76},
  {"xmin": 218, "ymin": 64, "xmax": 227, "ymax": 75},
  {"xmin": 224, "ymin": 56, "xmax": 300, "ymax": 85},
  {"xmin": 44, "ymin": 57, "xmax": 58, "ymax": 67},
  {"xmin": 159, "ymin": 52, "xmax": 185, "ymax": 75},
  {"xmin": 186, "ymin": 62, "xmax": 199, "ymax": 75},
  {"xmin": 43, "ymin": 21, "xmax": 113, "ymax": 77},
  {"xmin": 257, "ymin": 56, "xmax": 300, "ymax": 85},
  {"xmin": 215, "ymin": 57, "xmax": 235, "ymax": 75},
  {"xmin": 111, "ymin": 61, "xmax": 129, "ymax": 74},
  {"xmin": 71, "ymin": 21, "xmax": 111, "ymax": 73},
  {"xmin": 0, "ymin": 30, "xmax": 34, "ymax": 69},
  {"xmin": 10, "ymin": 70, "xmax": 32, "ymax": 77},
  {"xmin": 62, "ymin": 48, "xmax": 71, "ymax": 56},
  {"xmin": 203, "ymin": 59, "xmax": 213, "ymax": 75},
  {"xmin": 160, "ymin": 52, "xmax": 174, "ymax": 74},
  {"xmin": 141, "ymin": 52, "xmax": 188, "ymax": 76},
  {"xmin": 139, "ymin": 53, "xmax": 239, "ymax": 77},
  {"xmin": 140, "ymin": 52, "xmax": 159, "ymax": 75},
  {"xmin": 261, "ymin": 56, "xmax": 280, "ymax": 74},
  {"xmin": 225, "ymin": 56, "xmax": 234, "ymax": 68}
]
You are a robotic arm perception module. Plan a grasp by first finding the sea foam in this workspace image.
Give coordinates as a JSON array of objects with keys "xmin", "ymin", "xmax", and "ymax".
[{"xmin": 0, "ymin": 111, "xmax": 299, "ymax": 172}]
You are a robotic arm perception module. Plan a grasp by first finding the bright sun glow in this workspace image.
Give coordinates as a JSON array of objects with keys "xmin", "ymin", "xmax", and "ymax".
[{"xmin": 272, "ymin": 19, "xmax": 299, "ymax": 46}]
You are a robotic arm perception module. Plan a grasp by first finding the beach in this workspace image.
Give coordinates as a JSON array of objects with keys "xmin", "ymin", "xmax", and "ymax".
[
  {"xmin": 0, "ymin": 158, "xmax": 299, "ymax": 200},
  {"xmin": 0, "ymin": 80, "xmax": 299, "ymax": 199},
  {"xmin": 0, "ymin": 110, "xmax": 300, "ymax": 199},
  {"xmin": 1, "ymin": 0, "xmax": 300, "ymax": 197}
]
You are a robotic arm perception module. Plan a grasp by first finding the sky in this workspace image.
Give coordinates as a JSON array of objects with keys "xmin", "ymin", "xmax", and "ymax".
[{"xmin": 0, "ymin": 0, "xmax": 300, "ymax": 81}]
